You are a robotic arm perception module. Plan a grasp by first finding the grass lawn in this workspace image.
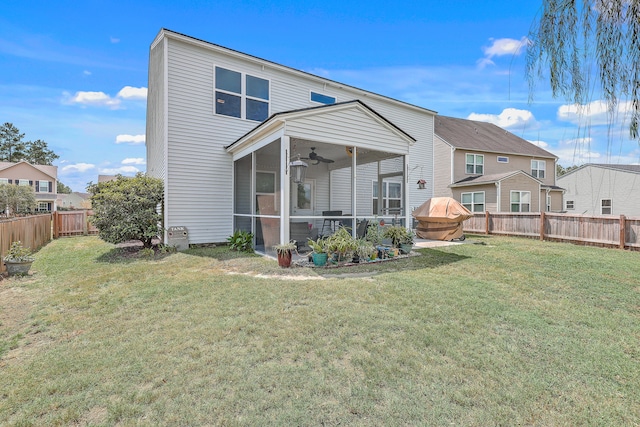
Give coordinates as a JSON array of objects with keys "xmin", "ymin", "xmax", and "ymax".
[{"xmin": 1, "ymin": 235, "xmax": 639, "ymax": 426}]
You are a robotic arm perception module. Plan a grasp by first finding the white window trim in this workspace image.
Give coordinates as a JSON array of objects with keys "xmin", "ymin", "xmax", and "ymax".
[
  {"xmin": 566, "ymin": 200, "xmax": 575, "ymax": 210},
  {"xmin": 531, "ymin": 160, "xmax": 546, "ymax": 179},
  {"xmin": 38, "ymin": 180, "xmax": 49, "ymax": 193},
  {"xmin": 213, "ymin": 65, "xmax": 271, "ymax": 122},
  {"xmin": 465, "ymin": 153, "xmax": 484, "ymax": 175},
  {"xmin": 309, "ymin": 91, "xmax": 337, "ymax": 105},
  {"xmin": 18, "ymin": 179, "xmax": 30, "ymax": 186},
  {"xmin": 497, "ymin": 156, "xmax": 509, "ymax": 163},
  {"xmin": 510, "ymin": 190, "xmax": 531, "ymax": 212},
  {"xmin": 0, "ymin": 178, "xmax": 8, "ymax": 184},
  {"xmin": 461, "ymin": 191, "xmax": 485, "ymax": 213},
  {"xmin": 601, "ymin": 199, "xmax": 612, "ymax": 215},
  {"xmin": 373, "ymin": 180, "xmax": 403, "ymax": 215}
]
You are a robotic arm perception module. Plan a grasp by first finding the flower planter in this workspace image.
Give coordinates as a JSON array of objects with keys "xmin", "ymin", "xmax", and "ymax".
[
  {"xmin": 399, "ymin": 243, "xmax": 413, "ymax": 254},
  {"xmin": 312, "ymin": 252, "xmax": 328, "ymax": 267},
  {"xmin": 4, "ymin": 260, "xmax": 33, "ymax": 276},
  {"xmin": 277, "ymin": 250, "xmax": 292, "ymax": 268}
]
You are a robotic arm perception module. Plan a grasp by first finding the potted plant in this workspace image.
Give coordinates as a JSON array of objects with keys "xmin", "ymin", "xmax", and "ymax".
[
  {"xmin": 355, "ymin": 239, "xmax": 377, "ymax": 262},
  {"xmin": 3, "ymin": 241, "xmax": 35, "ymax": 276},
  {"xmin": 382, "ymin": 225, "xmax": 408, "ymax": 248},
  {"xmin": 307, "ymin": 237, "xmax": 328, "ymax": 267},
  {"xmin": 325, "ymin": 227, "xmax": 357, "ymax": 263},
  {"xmin": 399, "ymin": 230, "xmax": 415, "ymax": 254},
  {"xmin": 273, "ymin": 241, "xmax": 297, "ymax": 268}
]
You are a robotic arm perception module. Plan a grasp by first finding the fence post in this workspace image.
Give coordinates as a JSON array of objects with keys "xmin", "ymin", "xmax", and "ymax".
[
  {"xmin": 540, "ymin": 211, "xmax": 545, "ymax": 241},
  {"xmin": 620, "ymin": 215, "xmax": 626, "ymax": 249},
  {"xmin": 83, "ymin": 210, "xmax": 89, "ymax": 236},
  {"xmin": 485, "ymin": 211, "xmax": 490, "ymax": 235},
  {"xmin": 53, "ymin": 212, "xmax": 59, "ymax": 239}
]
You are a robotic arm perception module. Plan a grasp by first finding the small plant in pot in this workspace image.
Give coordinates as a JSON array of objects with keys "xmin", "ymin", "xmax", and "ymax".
[
  {"xmin": 273, "ymin": 241, "xmax": 297, "ymax": 268},
  {"xmin": 399, "ymin": 230, "xmax": 415, "ymax": 254},
  {"xmin": 355, "ymin": 239, "xmax": 377, "ymax": 262},
  {"xmin": 307, "ymin": 237, "xmax": 328, "ymax": 267},
  {"xmin": 3, "ymin": 241, "xmax": 35, "ymax": 276},
  {"xmin": 383, "ymin": 226, "xmax": 414, "ymax": 254},
  {"xmin": 325, "ymin": 227, "xmax": 357, "ymax": 263}
]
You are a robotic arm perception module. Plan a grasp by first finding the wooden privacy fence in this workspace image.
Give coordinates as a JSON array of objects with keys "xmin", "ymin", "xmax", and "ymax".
[
  {"xmin": 1, "ymin": 214, "xmax": 53, "ymax": 273},
  {"xmin": 464, "ymin": 212, "xmax": 640, "ymax": 250},
  {"xmin": 53, "ymin": 210, "xmax": 98, "ymax": 238}
]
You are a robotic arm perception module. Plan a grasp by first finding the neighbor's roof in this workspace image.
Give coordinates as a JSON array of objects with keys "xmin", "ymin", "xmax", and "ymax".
[
  {"xmin": 0, "ymin": 161, "xmax": 57, "ymax": 179},
  {"xmin": 435, "ymin": 116, "xmax": 557, "ymax": 159},
  {"xmin": 449, "ymin": 170, "xmax": 541, "ymax": 188},
  {"xmin": 558, "ymin": 163, "xmax": 640, "ymax": 178}
]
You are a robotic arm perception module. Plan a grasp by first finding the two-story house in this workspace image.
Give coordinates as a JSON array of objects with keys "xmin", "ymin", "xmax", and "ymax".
[
  {"xmin": 557, "ymin": 164, "xmax": 640, "ymax": 216},
  {"xmin": 433, "ymin": 116, "xmax": 563, "ymax": 213},
  {"xmin": 146, "ymin": 29, "xmax": 437, "ymax": 254},
  {"xmin": 0, "ymin": 161, "xmax": 57, "ymax": 212}
]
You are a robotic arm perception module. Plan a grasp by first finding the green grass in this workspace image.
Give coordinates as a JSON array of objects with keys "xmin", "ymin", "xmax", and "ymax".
[{"xmin": 1, "ymin": 235, "xmax": 639, "ymax": 426}]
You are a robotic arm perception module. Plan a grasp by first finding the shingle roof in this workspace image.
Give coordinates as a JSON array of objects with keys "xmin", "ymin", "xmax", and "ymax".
[
  {"xmin": 450, "ymin": 170, "xmax": 541, "ymax": 187},
  {"xmin": 434, "ymin": 116, "xmax": 557, "ymax": 159},
  {"xmin": 589, "ymin": 164, "xmax": 640, "ymax": 173}
]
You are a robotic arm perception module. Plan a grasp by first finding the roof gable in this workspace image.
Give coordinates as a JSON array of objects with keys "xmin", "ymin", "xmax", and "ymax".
[
  {"xmin": 450, "ymin": 170, "xmax": 542, "ymax": 188},
  {"xmin": 435, "ymin": 116, "xmax": 557, "ymax": 159},
  {"xmin": 0, "ymin": 161, "xmax": 57, "ymax": 180}
]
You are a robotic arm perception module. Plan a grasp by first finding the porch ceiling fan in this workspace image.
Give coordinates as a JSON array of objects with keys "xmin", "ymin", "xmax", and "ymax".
[{"xmin": 302, "ymin": 147, "xmax": 334, "ymax": 165}]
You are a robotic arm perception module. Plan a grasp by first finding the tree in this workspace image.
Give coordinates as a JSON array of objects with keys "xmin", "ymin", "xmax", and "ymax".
[
  {"xmin": 57, "ymin": 181, "xmax": 72, "ymax": 194},
  {"xmin": 0, "ymin": 123, "xmax": 59, "ymax": 165},
  {"xmin": 527, "ymin": 1, "xmax": 640, "ymax": 138},
  {"xmin": 24, "ymin": 139, "xmax": 59, "ymax": 165},
  {"xmin": 0, "ymin": 122, "xmax": 27, "ymax": 162},
  {"xmin": 556, "ymin": 164, "xmax": 579, "ymax": 177},
  {"xmin": 0, "ymin": 183, "xmax": 36, "ymax": 216},
  {"xmin": 87, "ymin": 173, "xmax": 164, "ymax": 248}
]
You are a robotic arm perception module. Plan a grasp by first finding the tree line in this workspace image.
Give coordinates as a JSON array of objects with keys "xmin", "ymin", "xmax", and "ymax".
[{"xmin": 0, "ymin": 122, "xmax": 59, "ymax": 165}]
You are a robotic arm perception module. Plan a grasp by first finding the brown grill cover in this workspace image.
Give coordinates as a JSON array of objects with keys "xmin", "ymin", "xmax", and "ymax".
[{"xmin": 411, "ymin": 197, "xmax": 473, "ymax": 241}]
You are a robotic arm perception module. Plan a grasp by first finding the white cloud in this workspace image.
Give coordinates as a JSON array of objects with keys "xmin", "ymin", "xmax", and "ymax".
[
  {"xmin": 110, "ymin": 37, "xmax": 120, "ymax": 44},
  {"xmin": 557, "ymin": 100, "xmax": 633, "ymax": 126},
  {"xmin": 99, "ymin": 166, "xmax": 140, "ymax": 175},
  {"xmin": 61, "ymin": 163, "xmax": 96, "ymax": 173},
  {"xmin": 83, "ymin": 70, "xmax": 91, "ymax": 76},
  {"xmin": 528, "ymin": 139, "xmax": 549, "ymax": 148},
  {"xmin": 483, "ymin": 37, "xmax": 529, "ymax": 58},
  {"xmin": 115, "ymin": 134, "xmax": 145, "ymax": 145},
  {"xmin": 122, "ymin": 158, "xmax": 146, "ymax": 165},
  {"xmin": 467, "ymin": 108, "xmax": 537, "ymax": 129},
  {"xmin": 66, "ymin": 91, "xmax": 121, "ymax": 109},
  {"xmin": 117, "ymin": 86, "xmax": 147, "ymax": 100}
]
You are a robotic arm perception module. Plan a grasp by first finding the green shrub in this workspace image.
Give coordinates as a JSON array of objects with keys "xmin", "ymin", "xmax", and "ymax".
[{"xmin": 227, "ymin": 230, "xmax": 254, "ymax": 253}]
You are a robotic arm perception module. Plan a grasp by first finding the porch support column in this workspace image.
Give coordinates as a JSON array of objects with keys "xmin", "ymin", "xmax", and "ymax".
[
  {"xmin": 280, "ymin": 135, "xmax": 291, "ymax": 245},
  {"xmin": 404, "ymin": 154, "xmax": 411, "ymax": 229},
  {"xmin": 351, "ymin": 146, "xmax": 357, "ymax": 238}
]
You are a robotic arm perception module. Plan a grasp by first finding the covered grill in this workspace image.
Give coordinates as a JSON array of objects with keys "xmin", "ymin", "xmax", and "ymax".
[{"xmin": 412, "ymin": 197, "xmax": 473, "ymax": 241}]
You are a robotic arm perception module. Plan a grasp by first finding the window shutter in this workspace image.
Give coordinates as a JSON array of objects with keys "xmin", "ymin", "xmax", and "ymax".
[
  {"xmin": 35, "ymin": 181, "xmax": 39, "ymax": 192},
  {"xmin": 8, "ymin": 179, "xmax": 12, "ymax": 184},
  {"xmin": 49, "ymin": 181, "xmax": 53, "ymax": 193},
  {"xmin": 48, "ymin": 202, "xmax": 52, "ymax": 211},
  {"xmin": 29, "ymin": 180, "xmax": 33, "ymax": 186}
]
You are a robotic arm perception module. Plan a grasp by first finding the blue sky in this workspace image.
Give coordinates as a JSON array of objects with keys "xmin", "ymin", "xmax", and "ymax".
[{"xmin": 1, "ymin": 0, "xmax": 638, "ymax": 191}]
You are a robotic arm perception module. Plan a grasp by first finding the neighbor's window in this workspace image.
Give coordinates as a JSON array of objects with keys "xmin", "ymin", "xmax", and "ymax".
[
  {"xmin": 461, "ymin": 191, "xmax": 485, "ymax": 212},
  {"xmin": 37, "ymin": 202, "xmax": 49, "ymax": 212},
  {"xmin": 215, "ymin": 66, "xmax": 269, "ymax": 121},
  {"xmin": 373, "ymin": 181, "xmax": 402, "ymax": 214},
  {"xmin": 310, "ymin": 92, "xmax": 336, "ymax": 105},
  {"xmin": 510, "ymin": 191, "xmax": 531, "ymax": 212},
  {"xmin": 531, "ymin": 160, "xmax": 546, "ymax": 179},
  {"xmin": 37, "ymin": 180, "xmax": 49, "ymax": 193},
  {"xmin": 566, "ymin": 200, "xmax": 574, "ymax": 210},
  {"xmin": 601, "ymin": 199, "xmax": 612, "ymax": 215},
  {"xmin": 547, "ymin": 194, "xmax": 551, "ymax": 212},
  {"xmin": 466, "ymin": 153, "xmax": 484, "ymax": 174},
  {"xmin": 0, "ymin": 178, "xmax": 8, "ymax": 184},
  {"xmin": 18, "ymin": 179, "xmax": 30, "ymax": 186},
  {"xmin": 497, "ymin": 156, "xmax": 509, "ymax": 163}
]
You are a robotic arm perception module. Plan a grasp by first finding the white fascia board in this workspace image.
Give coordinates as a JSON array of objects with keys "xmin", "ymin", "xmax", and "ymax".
[
  {"xmin": 227, "ymin": 120, "xmax": 285, "ymax": 156},
  {"xmin": 231, "ymin": 127, "xmax": 285, "ymax": 161}
]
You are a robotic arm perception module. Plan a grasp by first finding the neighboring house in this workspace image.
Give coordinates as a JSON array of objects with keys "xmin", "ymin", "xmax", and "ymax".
[
  {"xmin": 146, "ymin": 29, "xmax": 437, "ymax": 254},
  {"xmin": 433, "ymin": 116, "xmax": 564, "ymax": 213},
  {"xmin": 97, "ymin": 175, "xmax": 117, "ymax": 183},
  {"xmin": 57, "ymin": 192, "xmax": 91, "ymax": 210},
  {"xmin": 0, "ymin": 161, "xmax": 57, "ymax": 212},
  {"xmin": 557, "ymin": 163, "xmax": 640, "ymax": 216}
]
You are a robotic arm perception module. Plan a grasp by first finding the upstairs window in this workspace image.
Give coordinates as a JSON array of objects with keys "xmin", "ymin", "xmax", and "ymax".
[
  {"xmin": 18, "ymin": 179, "xmax": 30, "ymax": 186},
  {"xmin": 310, "ymin": 92, "xmax": 336, "ymax": 105},
  {"xmin": 531, "ymin": 160, "xmax": 546, "ymax": 179},
  {"xmin": 566, "ymin": 200, "xmax": 574, "ymax": 210},
  {"xmin": 215, "ymin": 67, "xmax": 269, "ymax": 122},
  {"xmin": 601, "ymin": 199, "xmax": 612, "ymax": 215},
  {"xmin": 0, "ymin": 178, "xmax": 7, "ymax": 184},
  {"xmin": 466, "ymin": 153, "xmax": 484, "ymax": 174},
  {"xmin": 497, "ymin": 156, "xmax": 509, "ymax": 163},
  {"xmin": 37, "ymin": 180, "xmax": 50, "ymax": 193}
]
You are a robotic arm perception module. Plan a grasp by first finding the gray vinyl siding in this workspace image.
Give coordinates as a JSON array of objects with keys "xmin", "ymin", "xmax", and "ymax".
[
  {"xmin": 146, "ymin": 39, "xmax": 166, "ymax": 180},
  {"xmin": 558, "ymin": 166, "xmax": 640, "ymax": 216},
  {"xmin": 155, "ymin": 31, "xmax": 435, "ymax": 243}
]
